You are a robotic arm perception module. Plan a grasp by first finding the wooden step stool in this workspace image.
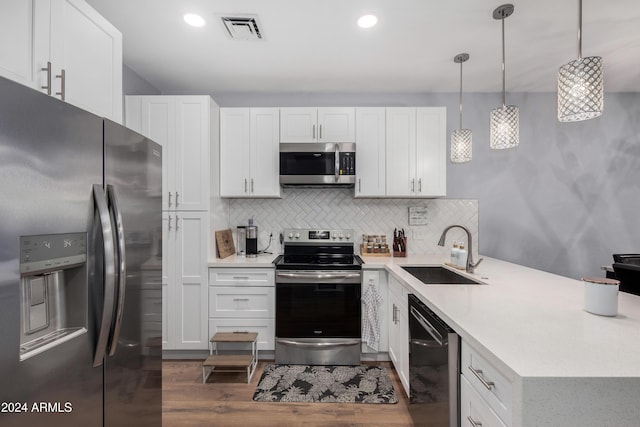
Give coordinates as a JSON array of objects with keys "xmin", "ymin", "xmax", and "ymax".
[{"xmin": 202, "ymin": 332, "xmax": 258, "ymax": 384}]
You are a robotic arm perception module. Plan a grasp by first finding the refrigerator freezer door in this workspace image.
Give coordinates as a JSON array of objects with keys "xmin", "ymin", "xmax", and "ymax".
[
  {"xmin": 0, "ymin": 77, "xmax": 103, "ymax": 426},
  {"xmin": 103, "ymin": 120, "xmax": 162, "ymax": 427}
]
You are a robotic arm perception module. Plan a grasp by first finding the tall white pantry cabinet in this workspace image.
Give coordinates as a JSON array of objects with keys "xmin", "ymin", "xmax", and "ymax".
[{"xmin": 126, "ymin": 95, "xmax": 219, "ymax": 351}]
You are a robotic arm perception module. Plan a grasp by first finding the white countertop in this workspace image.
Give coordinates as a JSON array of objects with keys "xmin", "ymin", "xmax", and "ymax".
[
  {"xmin": 362, "ymin": 254, "xmax": 640, "ymax": 379},
  {"xmin": 208, "ymin": 253, "xmax": 279, "ymax": 267}
]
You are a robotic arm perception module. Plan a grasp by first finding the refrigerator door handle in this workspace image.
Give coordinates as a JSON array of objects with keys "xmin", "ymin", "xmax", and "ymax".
[
  {"xmin": 92, "ymin": 184, "xmax": 117, "ymax": 367},
  {"xmin": 107, "ymin": 184, "xmax": 127, "ymax": 357}
]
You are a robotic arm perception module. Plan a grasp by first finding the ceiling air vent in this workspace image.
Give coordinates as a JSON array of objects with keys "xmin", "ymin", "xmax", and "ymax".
[{"xmin": 220, "ymin": 15, "xmax": 263, "ymax": 40}]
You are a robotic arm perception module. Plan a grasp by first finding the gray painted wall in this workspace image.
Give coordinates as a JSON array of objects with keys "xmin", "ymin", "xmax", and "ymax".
[{"xmin": 212, "ymin": 91, "xmax": 640, "ymax": 280}]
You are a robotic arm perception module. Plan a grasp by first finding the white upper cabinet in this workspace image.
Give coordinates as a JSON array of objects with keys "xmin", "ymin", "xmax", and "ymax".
[
  {"xmin": 126, "ymin": 95, "xmax": 215, "ymax": 211},
  {"xmin": 386, "ymin": 107, "xmax": 446, "ymax": 197},
  {"xmin": 220, "ymin": 108, "xmax": 280, "ymax": 198},
  {"xmin": 0, "ymin": 0, "xmax": 123, "ymax": 122},
  {"xmin": 355, "ymin": 107, "xmax": 386, "ymax": 197},
  {"xmin": 0, "ymin": 0, "xmax": 36, "ymax": 87},
  {"xmin": 280, "ymin": 107, "xmax": 355, "ymax": 143}
]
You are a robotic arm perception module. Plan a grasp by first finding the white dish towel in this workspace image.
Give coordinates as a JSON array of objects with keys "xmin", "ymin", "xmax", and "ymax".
[{"xmin": 361, "ymin": 283, "xmax": 383, "ymax": 352}]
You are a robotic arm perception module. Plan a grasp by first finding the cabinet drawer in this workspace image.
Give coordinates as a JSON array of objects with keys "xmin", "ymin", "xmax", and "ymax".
[
  {"xmin": 461, "ymin": 341, "xmax": 513, "ymax": 426},
  {"xmin": 209, "ymin": 286, "xmax": 275, "ymax": 318},
  {"xmin": 209, "ymin": 268, "xmax": 275, "ymax": 286},
  {"xmin": 208, "ymin": 318, "xmax": 275, "ymax": 351},
  {"xmin": 461, "ymin": 374, "xmax": 508, "ymax": 427}
]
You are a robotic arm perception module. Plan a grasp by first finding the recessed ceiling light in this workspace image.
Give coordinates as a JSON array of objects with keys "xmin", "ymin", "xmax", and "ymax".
[
  {"xmin": 184, "ymin": 13, "xmax": 205, "ymax": 27},
  {"xmin": 357, "ymin": 14, "xmax": 378, "ymax": 29}
]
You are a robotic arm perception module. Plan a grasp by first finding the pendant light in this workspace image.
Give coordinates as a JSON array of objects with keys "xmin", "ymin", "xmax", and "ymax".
[
  {"xmin": 451, "ymin": 53, "xmax": 472, "ymax": 163},
  {"xmin": 490, "ymin": 4, "xmax": 519, "ymax": 150},
  {"xmin": 557, "ymin": 0, "xmax": 603, "ymax": 122}
]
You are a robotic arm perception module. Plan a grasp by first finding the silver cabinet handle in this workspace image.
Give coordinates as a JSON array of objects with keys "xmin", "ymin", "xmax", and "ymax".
[
  {"xmin": 418, "ymin": 178, "xmax": 422, "ymax": 192},
  {"xmin": 411, "ymin": 178, "xmax": 415, "ymax": 192},
  {"xmin": 233, "ymin": 298, "xmax": 250, "ymax": 302},
  {"xmin": 319, "ymin": 124, "xmax": 323, "ymax": 140},
  {"xmin": 175, "ymin": 215, "xmax": 180, "ymax": 230},
  {"xmin": 106, "ymin": 185, "xmax": 126, "ymax": 357},
  {"xmin": 312, "ymin": 124, "xmax": 316, "ymax": 140},
  {"xmin": 358, "ymin": 178, "xmax": 361, "ymax": 193},
  {"xmin": 41, "ymin": 61, "xmax": 52, "ymax": 95},
  {"xmin": 467, "ymin": 416, "xmax": 483, "ymax": 427},
  {"xmin": 244, "ymin": 178, "xmax": 248, "ymax": 193},
  {"xmin": 168, "ymin": 192, "xmax": 172, "ymax": 207},
  {"xmin": 55, "ymin": 69, "xmax": 65, "ymax": 101},
  {"xmin": 251, "ymin": 178, "xmax": 254, "ymax": 193},
  {"xmin": 167, "ymin": 214, "xmax": 172, "ymax": 230},
  {"xmin": 392, "ymin": 303, "xmax": 397, "ymax": 324},
  {"xmin": 92, "ymin": 184, "xmax": 117, "ymax": 367},
  {"xmin": 232, "ymin": 276, "xmax": 250, "ymax": 280},
  {"xmin": 468, "ymin": 366, "xmax": 495, "ymax": 390},
  {"xmin": 175, "ymin": 191, "xmax": 179, "ymax": 206}
]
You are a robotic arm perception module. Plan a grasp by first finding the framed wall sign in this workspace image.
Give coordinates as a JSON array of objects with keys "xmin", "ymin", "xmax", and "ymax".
[{"xmin": 408, "ymin": 207, "xmax": 428, "ymax": 226}]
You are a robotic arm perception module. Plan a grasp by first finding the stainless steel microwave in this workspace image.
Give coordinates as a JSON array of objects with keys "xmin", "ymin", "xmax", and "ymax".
[{"xmin": 279, "ymin": 142, "xmax": 356, "ymax": 187}]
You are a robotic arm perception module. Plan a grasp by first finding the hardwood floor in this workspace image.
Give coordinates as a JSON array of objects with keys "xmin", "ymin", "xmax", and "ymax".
[{"xmin": 162, "ymin": 360, "xmax": 416, "ymax": 426}]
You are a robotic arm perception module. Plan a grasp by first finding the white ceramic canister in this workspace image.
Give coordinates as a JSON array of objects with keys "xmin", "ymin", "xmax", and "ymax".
[{"xmin": 581, "ymin": 277, "xmax": 620, "ymax": 316}]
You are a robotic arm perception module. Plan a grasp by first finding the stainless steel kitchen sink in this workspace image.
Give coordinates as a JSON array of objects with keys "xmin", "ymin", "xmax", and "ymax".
[{"xmin": 401, "ymin": 266, "xmax": 483, "ymax": 285}]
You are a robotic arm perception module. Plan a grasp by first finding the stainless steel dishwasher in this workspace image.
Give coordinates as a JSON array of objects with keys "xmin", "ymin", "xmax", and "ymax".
[{"xmin": 408, "ymin": 294, "xmax": 460, "ymax": 427}]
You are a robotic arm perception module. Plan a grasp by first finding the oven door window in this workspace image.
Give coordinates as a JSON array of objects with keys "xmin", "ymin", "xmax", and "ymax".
[
  {"xmin": 276, "ymin": 283, "xmax": 361, "ymax": 338},
  {"xmin": 280, "ymin": 152, "xmax": 335, "ymax": 175}
]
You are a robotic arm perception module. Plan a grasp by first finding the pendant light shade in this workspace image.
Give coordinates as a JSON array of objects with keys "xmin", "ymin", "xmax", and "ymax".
[
  {"xmin": 557, "ymin": 0, "xmax": 603, "ymax": 122},
  {"xmin": 451, "ymin": 53, "xmax": 472, "ymax": 163},
  {"xmin": 490, "ymin": 4, "xmax": 519, "ymax": 150}
]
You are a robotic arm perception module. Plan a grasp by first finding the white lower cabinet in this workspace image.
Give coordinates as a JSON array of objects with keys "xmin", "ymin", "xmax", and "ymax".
[
  {"xmin": 208, "ymin": 268, "xmax": 275, "ymax": 351},
  {"xmin": 163, "ymin": 211, "xmax": 209, "ymax": 350},
  {"xmin": 461, "ymin": 375, "xmax": 507, "ymax": 427},
  {"xmin": 387, "ymin": 276, "xmax": 409, "ymax": 396},
  {"xmin": 461, "ymin": 340, "xmax": 513, "ymax": 426}
]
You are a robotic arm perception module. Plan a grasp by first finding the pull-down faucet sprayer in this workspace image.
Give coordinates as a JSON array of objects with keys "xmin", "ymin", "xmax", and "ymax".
[{"xmin": 438, "ymin": 225, "xmax": 483, "ymax": 274}]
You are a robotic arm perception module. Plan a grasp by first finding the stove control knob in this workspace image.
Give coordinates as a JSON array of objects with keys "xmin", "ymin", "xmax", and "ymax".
[
  {"xmin": 332, "ymin": 233, "xmax": 337, "ymax": 240},
  {"xmin": 288, "ymin": 232, "xmax": 293, "ymax": 239},
  {"xmin": 294, "ymin": 233, "xmax": 300, "ymax": 239},
  {"xmin": 345, "ymin": 233, "xmax": 351, "ymax": 240},
  {"xmin": 338, "ymin": 233, "xmax": 344, "ymax": 240}
]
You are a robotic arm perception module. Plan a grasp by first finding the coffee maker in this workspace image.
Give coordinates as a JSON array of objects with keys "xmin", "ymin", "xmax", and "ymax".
[{"xmin": 246, "ymin": 218, "xmax": 258, "ymax": 258}]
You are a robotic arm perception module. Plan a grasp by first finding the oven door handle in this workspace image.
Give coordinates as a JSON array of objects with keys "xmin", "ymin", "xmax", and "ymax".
[
  {"xmin": 276, "ymin": 271, "xmax": 361, "ymax": 283},
  {"xmin": 276, "ymin": 339, "xmax": 361, "ymax": 348}
]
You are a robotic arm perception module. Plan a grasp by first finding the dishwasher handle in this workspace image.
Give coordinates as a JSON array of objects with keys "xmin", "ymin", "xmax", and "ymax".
[{"xmin": 410, "ymin": 306, "xmax": 445, "ymax": 346}]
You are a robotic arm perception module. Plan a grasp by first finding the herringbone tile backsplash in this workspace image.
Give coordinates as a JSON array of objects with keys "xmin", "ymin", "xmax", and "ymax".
[{"xmin": 220, "ymin": 189, "xmax": 478, "ymax": 259}]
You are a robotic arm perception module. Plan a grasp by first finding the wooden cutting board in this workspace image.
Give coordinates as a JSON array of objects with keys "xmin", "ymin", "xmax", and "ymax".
[{"xmin": 215, "ymin": 229, "xmax": 235, "ymax": 259}]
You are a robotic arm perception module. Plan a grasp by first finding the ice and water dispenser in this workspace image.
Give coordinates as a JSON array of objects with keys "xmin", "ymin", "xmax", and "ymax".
[{"xmin": 19, "ymin": 232, "xmax": 88, "ymax": 360}]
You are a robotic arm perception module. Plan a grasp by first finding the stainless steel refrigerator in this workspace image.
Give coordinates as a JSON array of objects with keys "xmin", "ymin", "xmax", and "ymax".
[{"xmin": 0, "ymin": 77, "xmax": 162, "ymax": 426}]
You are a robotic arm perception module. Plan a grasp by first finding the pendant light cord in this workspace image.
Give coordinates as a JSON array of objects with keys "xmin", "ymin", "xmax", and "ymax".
[
  {"xmin": 577, "ymin": 0, "xmax": 582, "ymax": 59},
  {"xmin": 459, "ymin": 60, "xmax": 463, "ymax": 129},
  {"xmin": 501, "ymin": 16, "xmax": 506, "ymax": 107}
]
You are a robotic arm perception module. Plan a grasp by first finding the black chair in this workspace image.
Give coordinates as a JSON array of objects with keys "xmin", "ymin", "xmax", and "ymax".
[
  {"xmin": 612, "ymin": 263, "xmax": 640, "ymax": 296},
  {"xmin": 612, "ymin": 254, "xmax": 640, "ymax": 266}
]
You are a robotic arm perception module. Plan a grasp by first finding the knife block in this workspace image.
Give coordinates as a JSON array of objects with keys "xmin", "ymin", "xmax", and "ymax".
[{"xmin": 393, "ymin": 236, "xmax": 407, "ymax": 257}]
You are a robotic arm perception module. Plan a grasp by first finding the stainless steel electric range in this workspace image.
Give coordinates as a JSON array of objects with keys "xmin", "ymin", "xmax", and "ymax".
[{"xmin": 273, "ymin": 229, "xmax": 362, "ymax": 365}]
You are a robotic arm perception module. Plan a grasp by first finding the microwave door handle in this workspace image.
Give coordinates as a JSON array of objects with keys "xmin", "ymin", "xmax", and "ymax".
[{"xmin": 334, "ymin": 144, "xmax": 340, "ymax": 181}]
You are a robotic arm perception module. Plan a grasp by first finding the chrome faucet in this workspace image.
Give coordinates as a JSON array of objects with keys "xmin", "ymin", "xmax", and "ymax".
[{"xmin": 438, "ymin": 225, "xmax": 483, "ymax": 274}]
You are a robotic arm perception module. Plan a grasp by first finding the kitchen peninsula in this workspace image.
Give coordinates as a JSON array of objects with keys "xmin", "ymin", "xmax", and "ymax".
[{"xmin": 362, "ymin": 255, "xmax": 640, "ymax": 427}]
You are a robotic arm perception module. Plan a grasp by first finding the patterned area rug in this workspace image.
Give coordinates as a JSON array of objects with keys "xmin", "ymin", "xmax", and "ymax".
[{"xmin": 252, "ymin": 364, "xmax": 398, "ymax": 404}]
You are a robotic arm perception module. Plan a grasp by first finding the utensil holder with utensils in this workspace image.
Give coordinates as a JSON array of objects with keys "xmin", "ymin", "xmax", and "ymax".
[{"xmin": 393, "ymin": 228, "xmax": 407, "ymax": 257}]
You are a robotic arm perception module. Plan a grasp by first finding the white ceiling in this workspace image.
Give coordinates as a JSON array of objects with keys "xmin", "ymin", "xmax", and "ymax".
[{"xmin": 86, "ymin": 0, "xmax": 640, "ymax": 94}]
